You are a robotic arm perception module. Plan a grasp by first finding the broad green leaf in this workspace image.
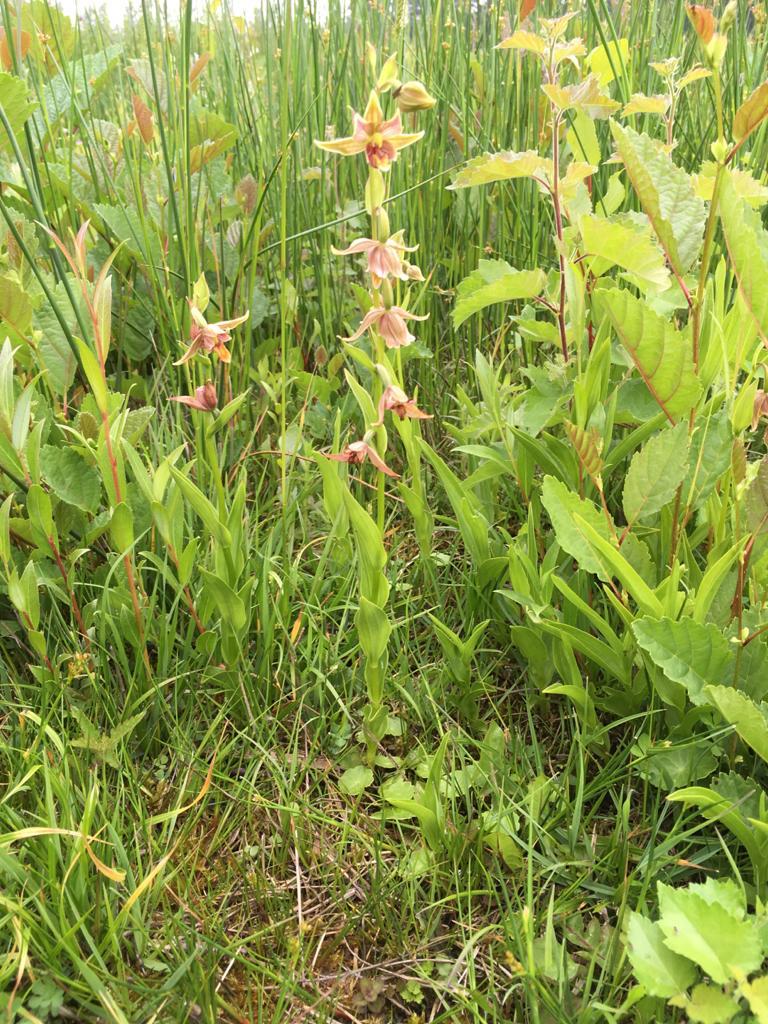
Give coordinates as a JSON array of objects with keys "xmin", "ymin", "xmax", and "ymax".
[
  {"xmin": 596, "ymin": 287, "xmax": 700, "ymax": 422},
  {"xmin": 34, "ymin": 280, "xmax": 80, "ymax": 395},
  {"xmin": 199, "ymin": 569, "xmax": 247, "ymax": 631},
  {"xmin": 745, "ymin": 458, "xmax": 768, "ymax": 537},
  {"xmin": 622, "ymin": 422, "xmax": 689, "ymax": 522},
  {"xmin": 740, "ymin": 975, "xmax": 768, "ymax": 1023},
  {"xmin": 705, "ymin": 685, "xmax": 768, "ymax": 763},
  {"xmin": 93, "ymin": 203, "xmax": 161, "ymax": 270},
  {"xmin": 733, "ymin": 81, "xmax": 768, "ymax": 144},
  {"xmin": 567, "ymin": 110, "xmax": 600, "ymax": 166},
  {"xmin": 668, "ymin": 983, "xmax": 739, "ymax": 1023},
  {"xmin": 572, "ymin": 516, "xmax": 664, "ymax": 616},
  {"xmin": 338, "ymin": 765, "xmax": 374, "ymax": 796},
  {"xmin": 694, "ymin": 162, "xmax": 768, "ymax": 207},
  {"xmin": 496, "ymin": 29, "xmax": 546, "ymax": 55},
  {"xmin": 169, "ymin": 466, "xmax": 232, "ymax": 547},
  {"xmin": 657, "ymin": 882, "xmax": 763, "ymax": 984},
  {"xmin": 624, "ymin": 912, "xmax": 696, "ymax": 998},
  {"xmin": 40, "ymin": 445, "xmax": 100, "ymax": 514},
  {"xmin": 632, "ymin": 617, "xmax": 734, "ymax": 705},
  {"xmin": 682, "ymin": 411, "xmax": 732, "ymax": 512},
  {"xmin": 541, "ymin": 475, "xmax": 614, "ymax": 578},
  {"xmin": 719, "ymin": 170, "xmax": 768, "ymax": 342},
  {"xmin": 453, "ymin": 261, "xmax": 546, "ymax": 327},
  {"xmin": 611, "ymin": 120, "xmax": 706, "ymax": 278},
  {"xmin": 543, "ymin": 74, "xmax": 620, "ymax": 118},
  {"xmin": 586, "ymin": 38, "xmax": 630, "ymax": 85},
  {"xmin": 0, "ymin": 72, "xmax": 37, "ymax": 154},
  {"xmin": 449, "ymin": 150, "xmax": 550, "ymax": 190},
  {"xmin": 581, "ymin": 214, "xmax": 670, "ymax": 291},
  {"xmin": 341, "ymin": 485, "xmax": 390, "ymax": 607}
]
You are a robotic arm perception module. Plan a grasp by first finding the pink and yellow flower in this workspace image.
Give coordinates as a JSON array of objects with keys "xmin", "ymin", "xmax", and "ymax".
[
  {"xmin": 374, "ymin": 384, "xmax": 432, "ymax": 425},
  {"xmin": 331, "ymin": 230, "xmax": 419, "ymax": 282},
  {"xmin": 170, "ymin": 381, "xmax": 218, "ymax": 412},
  {"xmin": 342, "ymin": 305, "xmax": 428, "ymax": 349},
  {"xmin": 326, "ymin": 439, "xmax": 399, "ymax": 477},
  {"xmin": 316, "ymin": 91, "xmax": 423, "ymax": 171},
  {"xmin": 174, "ymin": 303, "xmax": 249, "ymax": 365}
]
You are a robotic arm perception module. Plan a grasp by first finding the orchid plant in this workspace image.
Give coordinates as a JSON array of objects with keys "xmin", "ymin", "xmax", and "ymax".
[{"xmin": 314, "ymin": 49, "xmax": 435, "ymax": 767}]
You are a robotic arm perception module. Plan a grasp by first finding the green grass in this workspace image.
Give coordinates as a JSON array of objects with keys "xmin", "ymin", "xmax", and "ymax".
[{"xmin": 1, "ymin": 0, "xmax": 768, "ymax": 1020}]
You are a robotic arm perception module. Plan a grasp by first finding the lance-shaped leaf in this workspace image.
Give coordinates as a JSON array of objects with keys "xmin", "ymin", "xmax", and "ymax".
[
  {"xmin": 543, "ymin": 74, "xmax": 621, "ymax": 119},
  {"xmin": 733, "ymin": 81, "xmax": 768, "ymax": 145},
  {"xmin": 622, "ymin": 422, "xmax": 689, "ymax": 523},
  {"xmin": 449, "ymin": 150, "xmax": 550, "ymax": 190},
  {"xmin": 580, "ymin": 213, "xmax": 670, "ymax": 291},
  {"xmin": 719, "ymin": 171, "xmax": 768, "ymax": 343},
  {"xmin": 611, "ymin": 120, "xmax": 705, "ymax": 278},
  {"xmin": 596, "ymin": 287, "xmax": 701, "ymax": 422},
  {"xmin": 453, "ymin": 260, "xmax": 546, "ymax": 326},
  {"xmin": 705, "ymin": 685, "xmax": 768, "ymax": 763},
  {"xmin": 632, "ymin": 617, "xmax": 735, "ymax": 705}
]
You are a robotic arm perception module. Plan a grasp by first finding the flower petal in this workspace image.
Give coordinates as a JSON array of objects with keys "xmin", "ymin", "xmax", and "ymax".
[
  {"xmin": 315, "ymin": 136, "xmax": 368, "ymax": 157},
  {"xmin": 366, "ymin": 445, "xmax": 399, "ymax": 478}
]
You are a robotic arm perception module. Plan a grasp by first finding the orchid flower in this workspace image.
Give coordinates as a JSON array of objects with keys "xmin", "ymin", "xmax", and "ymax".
[
  {"xmin": 316, "ymin": 91, "xmax": 423, "ymax": 171},
  {"xmin": 170, "ymin": 381, "xmax": 218, "ymax": 412},
  {"xmin": 374, "ymin": 385, "xmax": 432, "ymax": 426},
  {"xmin": 174, "ymin": 302, "xmax": 249, "ymax": 365},
  {"xmin": 326, "ymin": 438, "xmax": 399, "ymax": 477},
  {"xmin": 342, "ymin": 305, "xmax": 428, "ymax": 349},
  {"xmin": 331, "ymin": 229, "xmax": 419, "ymax": 283}
]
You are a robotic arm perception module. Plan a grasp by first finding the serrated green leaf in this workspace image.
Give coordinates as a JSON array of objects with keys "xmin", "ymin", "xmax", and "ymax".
[
  {"xmin": 657, "ymin": 882, "xmax": 763, "ymax": 984},
  {"xmin": 453, "ymin": 261, "xmax": 546, "ymax": 327},
  {"xmin": 338, "ymin": 765, "xmax": 374, "ymax": 796},
  {"xmin": 719, "ymin": 170, "xmax": 768, "ymax": 343},
  {"xmin": 705, "ymin": 684, "xmax": 768, "ymax": 762},
  {"xmin": 541, "ymin": 475, "xmax": 614, "ymax": 578},
  {"xmin": 449, "ymin": 150, "xmax": 550, "ymax": 190},
  {"xmin": 622, "ymin": 422, "xmax": 689, "ymax": 522},
  {"xmin": 0, "ymin": 72, "xmax": 37, "ymax": 155},
  {"xmin": 624, "ymin": 911, "xmax": 696, "ymax": 998},
  {"xmin": 40, "ymin": 445, "xmax": 100, "ymax": 514},
  {"xmin": 580, "ymin": 214, "xmax": 670, "ymax": 291},
  {"xmin": 611, "ymin": 120, "xmax": 705, "ymax": 278},
  {"xmin": 669, "ymin": 982, "xmax": 739, "ymax": 1023},
  {"xmin": 596, "ymin": 287, "xmax": 700, "ymax": 422},
  {"xmin": 632, "ymin": 617, "xmax": 734, "ymax": 705}
]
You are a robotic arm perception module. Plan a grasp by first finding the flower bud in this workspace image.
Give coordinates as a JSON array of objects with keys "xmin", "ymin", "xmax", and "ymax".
[
  {"xmin": 687, "ymin": 4, "xmax": 715, "ymax": 43},
  {"xmin": 394, "ymin": 80, "xmax": 436, "ymax": 113},
  {"xmin": 720, "ymin": 0, "xmax": 738, "ymax": 32}
]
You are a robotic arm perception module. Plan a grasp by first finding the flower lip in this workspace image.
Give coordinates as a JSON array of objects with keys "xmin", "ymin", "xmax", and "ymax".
[
  {"xmin": 174, "ymin": 304, "xmax": 249, "ymax": 365},
  {"xmin": 325, "ymin": 438, "xmax": 399, "ymax": 477},
  {"xmin": 341, "ymin": 304, "xmax": 429, "ymax": 349},
  {"xmin": 170, "ymin": 380, "xmax": 218, "ymax": 412},
  {"xmin": 374, "ymin": 384, "xmax": 432, "ymax": 425}
]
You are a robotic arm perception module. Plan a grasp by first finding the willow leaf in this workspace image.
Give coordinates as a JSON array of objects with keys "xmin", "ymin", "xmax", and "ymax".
[
  {"xmin": 596, "ymin": 287, "xmax": 701, "ymax": 422},
  {"xmin": 453, "ymin": 261, "xmax": 546, "ymax": 326},
  {"xmin": 610, "ymin": 120, "xmax": 705, "ymax": 278},
  {"xmin": 449, "ymin": 150, "xmax": 550, "ymax": 190},
  {"xmin": 632, "ymin": 617, "xmax": 734, "ymax": 705},
  {"xmin": 719, "ymin": 170, "xmax": 768, "ymax": 343}
]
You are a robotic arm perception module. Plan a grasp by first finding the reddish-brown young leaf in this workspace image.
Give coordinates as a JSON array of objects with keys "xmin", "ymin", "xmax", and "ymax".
[
  {"xmin": 132, "ymin": 93, "xmax": 154, "ymax": 145},
  {"xmin": 0, "ymin": 27, "xmax": 31, "ymax": 70},
  {"xmin": 734, "ymin": 82, "xmax": 768, "ymax": 144},
  {"xmin": 190, "ymin": 52, "xmax": 212, "ymax": 88},
  {"xmin": 687, "ymin": 4, "xmax": 715, "ymax": 43},
  {"xmin": 519, "ymin": 0, "xmax": 537, "ymax": 20}
]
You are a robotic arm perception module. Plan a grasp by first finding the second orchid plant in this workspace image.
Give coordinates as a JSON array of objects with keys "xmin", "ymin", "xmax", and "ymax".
[{"xmin": 315, "ymin": 50, "xmax": 435, "ymax": 767}]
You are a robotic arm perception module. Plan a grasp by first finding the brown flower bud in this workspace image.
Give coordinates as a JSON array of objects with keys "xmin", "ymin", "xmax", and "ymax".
[{"xmin": 394, "ymin": 80, "xmax": 437, "ymax": 113}]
